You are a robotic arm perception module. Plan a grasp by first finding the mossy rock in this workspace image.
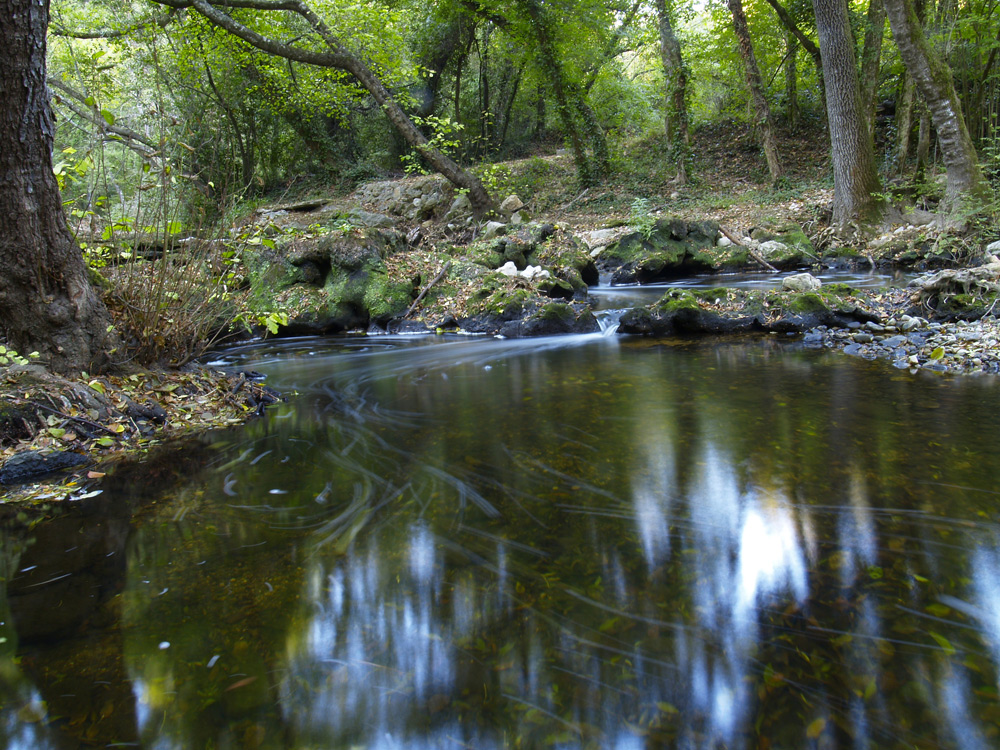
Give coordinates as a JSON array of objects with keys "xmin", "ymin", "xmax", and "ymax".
[
  {"xmin": 526, "ymin": 232, "xmax": 599, "ymax": 287},
  {"xmin": 499, "ymin": 302, "xmax": 598, "ymax": 337},
  {"xmin": 603, "ymin": 218, "xmax": 718, "ymax": 284}
]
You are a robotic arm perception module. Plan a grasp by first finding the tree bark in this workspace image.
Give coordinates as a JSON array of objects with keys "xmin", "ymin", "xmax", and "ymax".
[
  {"xmin": 728, "ymin": 0, "xmax": 783, "ymax": 183},
  {"xmin": 895, "ymin": 69, "xmax": 916, "ymax": 175},
  {"xmin": 859, "ymin": 0, "xmax": 887, "ymax": 136},
  {"xmin": 656, "ymin": 0, "xmax": 689, "ymax": 183},
  {"xmin": 0, "ymin": 0, "xmax": 117, "ymax": 373},
  {"xmin": 812, "ymin": 0, "xmax": 883, "ymax": 226},
  {"xmin": 884, "ymin": 0, "xmax": 989, "ymax": 212},
  {"xmin": 785, "ymin": 29, "xmax": 799, "ymax": 127}
]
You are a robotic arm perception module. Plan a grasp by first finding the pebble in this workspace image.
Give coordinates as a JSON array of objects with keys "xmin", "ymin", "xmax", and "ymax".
[{"xmin": 813, "ymin": 314, "xmax": 1000, "ymax": 375}]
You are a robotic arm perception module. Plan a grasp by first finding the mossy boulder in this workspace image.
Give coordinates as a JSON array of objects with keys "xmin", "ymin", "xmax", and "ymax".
[
  {"xmin": 601, "ymin": 218, "xmax": 719, "ymax": 284},
  {"xmin": 749, "ymin": 224, "xmax": 816, "ymax": 269},
  {"xmin": 618, "ymin": 285, "xmax": 879, "ymax": 337},
  {"xmin": 246, "ymin": 228, "xmax": 417, "ymax": 334},
  {"xmin": 499, "ymin": 302, "xmax": 598, "ymax": 338}
]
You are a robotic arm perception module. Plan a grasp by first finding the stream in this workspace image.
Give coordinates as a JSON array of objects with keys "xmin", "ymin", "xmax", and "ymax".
[{"xmin": 3, "ymin": 321, "xmax": 1000, "ymax": 748}]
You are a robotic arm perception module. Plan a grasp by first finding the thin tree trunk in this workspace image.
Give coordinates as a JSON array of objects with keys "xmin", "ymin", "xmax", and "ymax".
[
  {"xmin": 785, "ymin": 29, "xmax": 799, "ymax": 127},
  {"xmin": 160, "ymin": 0, "xmax": 495, "ymax": 214},
  {"xmin": 762, "ymin": 0, "xmax": 827, "ymax": 120},
  {"xmin": 812, "ymin": 0, "xmax": 883, "ymax": 226},
  {"xmin": 884, "ymin": 0, "xmax": 989, "ymax": 211},
  {"xmin": 895, "ymin": 71, "xmax": 916, "ymax": 175},
  {"xmin": 859, "ymin": 0, "xmax": 887, "ymax": 136},
  {"xmin": 0, "ymin": 0, "xmax": 117, "ymax": 373},
  {"xmin": 728, "ymin": 0, "xmax": 783, "ymax": 183},
  {"xmin": 656, "ymin": 0, "xmax": 690, "ymax": 183}
]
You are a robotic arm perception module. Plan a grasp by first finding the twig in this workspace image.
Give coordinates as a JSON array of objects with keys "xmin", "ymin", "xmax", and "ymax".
[
  {"xmin": 404, "ymin": 262, "xmax": 453, "ymax": 318},
  {"xmin": 18, "ymin": 399, "xmax": 121, "ymax": 436},
  {"xmin": 559, "ymin": 188, "xmax": 589, "ymax": 211},
  {"xmin": 719, "ymin": 226, "xmax": 779, "ymax": 273}
]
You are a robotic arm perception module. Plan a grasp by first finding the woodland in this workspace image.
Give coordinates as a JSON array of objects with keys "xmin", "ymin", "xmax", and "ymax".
[{"xmin": 1, "ymin": 0, "xmax": 999, "ymax": 375}]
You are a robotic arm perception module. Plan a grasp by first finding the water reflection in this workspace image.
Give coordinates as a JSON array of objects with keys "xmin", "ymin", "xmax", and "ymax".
[{"xmin": 3, "ymin": 334, "xmax": 1000, "ymax": 748}]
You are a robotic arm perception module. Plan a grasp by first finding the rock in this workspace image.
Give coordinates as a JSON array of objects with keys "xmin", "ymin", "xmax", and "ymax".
[
  {"xmin": 406, "ymin": 227, "xmax": 424, "ymax": 246},
  {"xmin": 445, "ymin": 193, "xmax": 472, "ymax": 219},
  {"xmin": 578, "ymin": 228, "xmax": 621, "ymax": 249},
  {"xmin": 500, "ymin": 195, "xmax": 525, "ymax": 213},
  {"xmin": 717, "ymin": 236, "xmax": 733, "ymax": 247},
  {"xmin": 519, "ymin": 265, "xmax": 550, "ymax": 280},
  {"xmin": 758, "ymin": 240, "xmax": 791, "ymax": 259},
  {"xmin": 986, "ymin": 240, "xmax": 1000, "ymax": 255},
  {"xmin": 853, "ymin": 332, "xmax": 873, "ymax": 344},
  {"xmin": 498, "ymin": 261, "xmax": 519, "ymax": 277},
  {"xmin": 482, "ymin": 221, "xmax": 507, "ymax": 240},
  {"xmin": 343, "ymin": 209, "xmax": 394, "ymax": 228},
  {"xmin": 0, "ymin": 450, "xmax": 88, "ymax": 485},
  {"xmin": 782, "ymin": 273, "xmax": 821, "ymax": 292}
]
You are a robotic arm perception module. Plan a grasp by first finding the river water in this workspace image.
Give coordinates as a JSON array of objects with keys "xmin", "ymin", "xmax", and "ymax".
[{"xmin": 3, "ymin": 330, "xmax": 1000, "ymax": 748}]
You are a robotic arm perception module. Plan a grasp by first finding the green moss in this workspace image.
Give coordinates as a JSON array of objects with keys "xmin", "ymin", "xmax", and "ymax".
[
  {"xmin": 784, "ymin": 292, "xmax": 832, "ymax": 315},
  {"xmin": 653, "ymin": 290, "xmax": 704, "ymax": 314},
  {"xmin": 535, "ymin": 302, "xmax": 576, "ymax": 323},
  {"xmin": 363, "ymin": 273, "xmax": 416, "ymax": 321}
]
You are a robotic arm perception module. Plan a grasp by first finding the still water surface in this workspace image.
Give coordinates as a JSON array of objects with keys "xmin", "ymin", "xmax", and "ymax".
[{"xmin": 4, "ymin": 332, "xmax": 1000, "ymax": 748}]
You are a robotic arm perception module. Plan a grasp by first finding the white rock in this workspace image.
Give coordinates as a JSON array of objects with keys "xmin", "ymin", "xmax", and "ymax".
[
  {"xmin": 500, "ymin": 194, "xmax": 525, "ymax": 212},
  {"xmin": 511, "ymin": 211, "xmax": 524, "ymax": 225},
  {"xmin": 986, "ymin": 240, "xmax": 1000, "ymax": 255},
  {"xmin": 579, "ymin": 229, "xmax": 618, "ymax": 249},
  {"xmin": 499, "ymin": 261, "xmax": 519, "ymax": 277},
  {"xmin": 782, "ymin": 273, "xmax": 822, "ymax": 292},
  {"xmin": 758, "ymin": 240, "xmax": 790, "ymax": 257},
  {"xmin": 482, "ymin": 221, "xmax": 506, "ymax": 240},
  {"xmin": 590, "ymin": 246, "xmax": 605, "ymax": 258},
  {"xmin": 717, "ymin": 236, "xmax": 732, "ymax": 247}
]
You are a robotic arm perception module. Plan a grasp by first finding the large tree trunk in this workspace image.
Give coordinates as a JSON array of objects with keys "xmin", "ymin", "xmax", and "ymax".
[
  {"xmin": 812, "ymin": 0, "xmax": 883, "ymax": 226},
  {"xmin": 656, "ymin": 0, "xmax": 690, "ymax": 183},
  {"xmin": 884, "ymin": 0, "xmax": 988, "ymax": 212},
  {"xmin": 0, "ymin": 0, "xmax": 116, "ymax": 374},
  {"xmin": 728, "ymin": 0, "xmax": 783, "ymax": 184}
]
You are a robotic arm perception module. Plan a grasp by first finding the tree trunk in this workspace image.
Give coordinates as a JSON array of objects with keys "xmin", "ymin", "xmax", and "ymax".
[
  {"xmin": 165, "ymin": 0, "xmax": 495, "ymax": 215},
  {"xmin": 728, "ymin": 0, "xmax": 783, "ymax": 183},
  {"xmin": 656, "ymin": 0, "xmax": 690, "ymax": 183},
  {"xmin": 763, "ymin": 0, "xmax": 827, "ymax": 122},
  {"xmin": 859, "ymin": 0, "xmax": 887, "ymax": 136},
  {"xmin": 895, "ymin": 70, "xmax": 916, "ymax": 175},
  {"xmin": 884, "ymin": 0, "xmax": 989, "ymax": 211},
  {"xmin": 812, "ymin": 0, "xmax": 883, "ymax": 226},
  {"xmin": 520, "ymin": 0, "xmax": 602, "ymax": 185},
  {"xmin": 0, "ymin": 0, "xmax": 117, "ymax": 373},
  {"xmin": 785, "ymin": 29, "xmax": 799, "ymax": 127}
]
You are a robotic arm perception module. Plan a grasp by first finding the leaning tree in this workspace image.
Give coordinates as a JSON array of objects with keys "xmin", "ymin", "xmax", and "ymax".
[{"xmin": 0, "ymin": 0, "xmax": 117, "ymax": 374}]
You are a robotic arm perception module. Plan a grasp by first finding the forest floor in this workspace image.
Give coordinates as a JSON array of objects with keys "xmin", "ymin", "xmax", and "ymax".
[{"xmin": 1, "ymin": 120, "xmax": 996, "ymax": 513}]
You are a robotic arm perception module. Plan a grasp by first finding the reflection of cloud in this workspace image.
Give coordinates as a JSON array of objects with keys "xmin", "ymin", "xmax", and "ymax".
[
  {"xmin": 629, "ymin": 427, "xmax": 676, "ymax": 572},
  {"xmin": 838, "ymin": 471, "xmax": 877, "ymax": 587},
  {"xmin": 972, "ymin": 545, "xmax": 1000, "ymax": 682},
  {"xmin": 736, "ymin": 499, "xmax": 808, "ymax": 634}
]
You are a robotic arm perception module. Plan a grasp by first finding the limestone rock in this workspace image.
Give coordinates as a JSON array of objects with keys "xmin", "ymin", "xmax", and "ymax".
[
  {"xmin": 500, "ymin": 195, "xmax": 525, "ymax": 213},
  {"xmin": 782, "ymin": 273, "xmax": 822, "ymax": 292},
  {"xmin": 483, "ymin": 221, "xmax": 507, "ymax": 240}
]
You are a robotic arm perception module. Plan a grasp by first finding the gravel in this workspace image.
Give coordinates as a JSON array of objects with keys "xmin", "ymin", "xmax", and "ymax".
[{"xmin": 808, "ymin": 313, "xmax": 1000, "ymax": 375}]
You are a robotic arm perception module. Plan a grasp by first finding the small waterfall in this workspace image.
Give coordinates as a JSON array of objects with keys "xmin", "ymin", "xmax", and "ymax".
[{"xmin": 596, "ymin": 309, "xmax": 624, "ymax": 336}]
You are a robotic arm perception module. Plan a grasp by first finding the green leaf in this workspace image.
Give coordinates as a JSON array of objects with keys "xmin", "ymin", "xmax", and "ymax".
[
  {"xmin": 88, "ymin": 380, "xmax": 106, "ymax": 395},
  {"xmin": 166, "ymin": 221, "xmax": 184, "ymax": 235},
  {"xmin": 100, "ymin": 109, "xmax": 115, "ymax": 126},
  {"xmin": 806, "ymin": 717, "xmax": 826, "ymax": 739},
  {"xmin": 929, "ymin": 347, "xmax": 945, "ymax": 360},
  {"xmin": 929, "ymin": 631, "xmax": 956, "ymax": 655},
  {"xmin": 95, "ymin": 437, "xmax": 115, "ymax": 447}
]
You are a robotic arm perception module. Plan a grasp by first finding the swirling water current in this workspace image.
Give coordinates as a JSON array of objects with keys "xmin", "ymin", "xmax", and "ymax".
[{"xmin": 3, "ymin": 331, "xmax": 1000, "ymax": 749}]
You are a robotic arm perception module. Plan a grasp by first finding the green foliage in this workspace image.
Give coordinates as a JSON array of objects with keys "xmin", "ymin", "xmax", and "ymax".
[
  {"xmin": 0, "ymin": 345, "xmax": 39, "ymax": 368},
  {"xmin": 629, "ymin": 197, "xmax": 657, "ymax": 239},
  {"xmin": 402, "ymin": 116, "xmax": 465, "ymax": 175}
]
